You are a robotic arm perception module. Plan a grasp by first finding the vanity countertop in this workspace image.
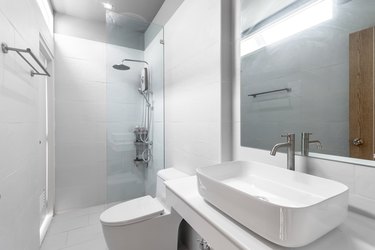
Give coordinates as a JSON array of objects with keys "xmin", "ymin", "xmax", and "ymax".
[{"xmin": 165, "ymin": 176, "xmax": 375, "ymax": 250}]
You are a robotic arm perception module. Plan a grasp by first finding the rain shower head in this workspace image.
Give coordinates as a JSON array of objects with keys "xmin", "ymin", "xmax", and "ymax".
[
  {"xmin": 112, "ymin": 59, "xmax": 149, "ymax": 71},
  {"xmin": 112, "ymin": 63, "xmax": 130, "ymax": 70}
]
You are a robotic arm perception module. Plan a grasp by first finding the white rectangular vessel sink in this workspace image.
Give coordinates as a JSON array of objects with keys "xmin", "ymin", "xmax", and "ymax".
[{"xmin": 196, "ymin": 161, "xmax": 349, "ymax": 248}]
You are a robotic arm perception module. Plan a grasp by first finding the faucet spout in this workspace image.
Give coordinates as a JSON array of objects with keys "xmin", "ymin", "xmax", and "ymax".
[
  {"xmin": 270, "ymin": 142, "xmax": 290, "ymax": 156},
  {"xmin": 301, "ymin": 133, "xmax": 323, "ymax": 155},
  {"xmin": 270, "ymin": 134, "xmax": 295, "ymax": 171},
  {"xmin": 309, "ymin": 140, "xmax": 322, "ymax": 149}
]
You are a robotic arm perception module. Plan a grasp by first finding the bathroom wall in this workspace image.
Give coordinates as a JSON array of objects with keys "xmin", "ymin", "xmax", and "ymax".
[
  {"xmin": 54, "ymin": 13, "xmax": 106, "ymax": 43},
  {"xmin": 162, "ymin": 0, "xmax": 375, "ymax": 248},
  {"xmin": 0, "ymin": 0, "xmax": 54, "ymax": 249},
  {"xmin": 163, "ymin": 0, "xmax": 233, "ymax": 249},
  {"xmin": 231, "ymin": 0, "xmax": 375, "ymax": 216},
  {"xmin": 164, "ymin": 0, "xmax": 232, "ymax": 175},
  {"xmin": 54, "ymin": 32, "xmax": 108, "ymax": 212}
]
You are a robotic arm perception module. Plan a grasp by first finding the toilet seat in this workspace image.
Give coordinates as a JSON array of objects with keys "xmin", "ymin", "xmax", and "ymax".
[{"xmin": 100, "ymin": 195, "xmax": 164, "ymax": 226}]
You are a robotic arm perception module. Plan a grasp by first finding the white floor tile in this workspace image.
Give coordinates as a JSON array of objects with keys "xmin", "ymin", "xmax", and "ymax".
[
  {"xmin": 89, "ymin": 212, "xmax": 102, "ymax": 225},
  {"xmin": 86, "ymin": 204, "xmax": 107, "ymax": 214},
  {"xmin": 62, "ymin": 238, "xmax": 108, "ymax": 250},
  {"xmin": 41, "ymin": 203, "xmax": 188, "ymax": 250},
  {"xmin": 66, "ymin": 224, "xmax": 104, "ymax": 247},
  {"xmin": 41, "ymin": 232, "xmax": 68, "ymax": 250},
  {"xmin": 53, "ymin": 209, "xmax": 90, "ymax": 222},
  {"xmin": 48, "ymin": 214, "xmax": 90, "ymax": 235},
  {"xmin": 41, "ymin": 204, "xmax": 108, "ymax": 250}
]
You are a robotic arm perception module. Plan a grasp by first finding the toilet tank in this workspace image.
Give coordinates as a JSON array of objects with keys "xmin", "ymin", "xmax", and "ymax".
[{"xmin": 156, "ymin": 168, "xmax": 189, "ymax": 203}]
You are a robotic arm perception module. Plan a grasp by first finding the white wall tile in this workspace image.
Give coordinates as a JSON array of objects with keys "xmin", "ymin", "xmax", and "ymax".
[
  {"xmin": 164, "ymin": 0, "xmax": 232, "ymax": 175},
  {"xmin": 106, "ymin": 103, "xmax": 142, "ymax": 123},
  {"xmin": 56, "ymin": 121, "xmax": 106, "ymax": 144},
  {"xmin": 55, "ymin": 56, "xmax": 106, "ymax": 84},
  {"xmin": 55, "ymin": 35, "xmax": 108, "ymax": 212},
  {"xmin": 164, "ymin": 0, "xmax": 221, "ymax": 71},
  {"xmin": 0, "ymin": 1, "xmax": 53, "ymax": 248},
  {"xmin": 55, "ymin": 34, "xmax": 106, "ymax": 62},
  {"xmin": 165, "ymin": 42, "xmax": 221, "ymax": 87},
  {"xmin": 106, "ymin": 82, "xmax": 140, "ymax": 104},
  {"xmin": 56, "ymin": 81, "xmax": 106, "ymax": 103},
  {"xmin": 165, "ymin": 81, "xmax": 221, "ymax": 123},
  {"xmin": 56, "ymin": 143, "xmax": 106, "ymax": 166},
  {"xmin": 354, "ymin": 166, "xmax": 375, "ymax": 200},
  {"xmin": 56, "ymin": 101, "xmax": 106, "ymax": 123},
  {"xmin": 0, "ymin": 0, "xmax": 35, "ymax": 47},
  {"xmin": 304, "ymin": 158, "xmax": 355, "ymax": 192},
  {"xmin": 56, "ymin": 182, "xmax": 106, "ymax": 212}
]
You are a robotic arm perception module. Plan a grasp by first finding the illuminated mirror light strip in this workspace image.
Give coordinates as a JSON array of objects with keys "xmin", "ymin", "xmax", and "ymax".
[{"xmin": 241, "ymin": 0, "xmax": 333, "ymax": 57}]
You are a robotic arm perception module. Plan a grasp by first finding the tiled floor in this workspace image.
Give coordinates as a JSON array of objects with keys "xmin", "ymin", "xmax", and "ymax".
[
  {"xmin": 41, "ymin": 203, "xmax": 189, "ymax": 250},
  {"xmin": 41, "ymin": 204, "xmax": 109, "ymax": 250}
]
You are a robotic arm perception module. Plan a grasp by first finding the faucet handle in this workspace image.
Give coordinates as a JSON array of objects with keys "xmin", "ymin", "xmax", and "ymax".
[
  {"xmin": 281, "ymin": 133, "xmax": 295, "ymax": 142},
  {"xmin": 302, "ymin": 132, "xmax": 312, "ymax": 136},
  {"xmin": 281, "ymin": 133, "xmax": 294, "ymax": 138}
]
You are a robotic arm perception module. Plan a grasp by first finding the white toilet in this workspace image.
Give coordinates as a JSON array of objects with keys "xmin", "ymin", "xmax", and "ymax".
[{"xmin": 100, "ymin": 168, "xmax": 189, "ymax": 250}]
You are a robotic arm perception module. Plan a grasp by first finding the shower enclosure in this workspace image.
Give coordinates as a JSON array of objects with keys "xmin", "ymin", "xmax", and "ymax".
[{"xmin": 105, "ymin": 12, "xmax": 164, "ymax": 203}]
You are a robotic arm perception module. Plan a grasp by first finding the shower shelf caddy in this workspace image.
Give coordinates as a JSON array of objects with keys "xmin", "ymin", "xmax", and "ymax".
[{"xmin": 134, "ymin": 127, "xmax": 152, "ymax": 167}]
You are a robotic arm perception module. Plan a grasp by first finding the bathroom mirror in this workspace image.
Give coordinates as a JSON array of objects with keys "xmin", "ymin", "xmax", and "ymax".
[{"xmin": 240, "ymin": 0, "xmax": 375, "ymax": 162}]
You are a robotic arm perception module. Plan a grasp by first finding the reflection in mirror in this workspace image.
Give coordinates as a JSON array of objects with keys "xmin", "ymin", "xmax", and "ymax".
[{"xmin": 240, "ymin": 0, "xmax": 375, "ymax": 161}]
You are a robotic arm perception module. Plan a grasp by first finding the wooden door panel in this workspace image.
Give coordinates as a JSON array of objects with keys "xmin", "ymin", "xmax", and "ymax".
[{"xmin": 349, "ymin": 27, "xmax": 374, "ymax": 160}]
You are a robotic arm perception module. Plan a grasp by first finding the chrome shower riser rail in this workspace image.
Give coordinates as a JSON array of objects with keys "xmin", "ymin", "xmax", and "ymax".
[{"xmin": 1, "ymin": 43, "xmax": 50, "ymax": 77}]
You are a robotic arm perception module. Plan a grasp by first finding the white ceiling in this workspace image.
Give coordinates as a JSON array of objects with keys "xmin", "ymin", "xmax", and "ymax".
[{"xmin": 51, "ymin": 0, "xmax": 165, "ymax": 23}]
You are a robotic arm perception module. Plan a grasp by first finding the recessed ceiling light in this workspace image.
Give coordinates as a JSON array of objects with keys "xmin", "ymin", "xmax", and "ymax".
[{"xmin": 102, "ymin": 2, "xmax": 113, "ymax": 10}]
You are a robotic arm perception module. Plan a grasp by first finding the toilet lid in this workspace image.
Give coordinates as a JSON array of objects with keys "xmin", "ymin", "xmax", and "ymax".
[{"xmin": 100, "ymin": 195, "xmax": 164, "ymax": 226}]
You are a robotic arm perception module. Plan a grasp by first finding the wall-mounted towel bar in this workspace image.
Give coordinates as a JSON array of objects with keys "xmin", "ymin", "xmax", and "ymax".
[
  {"xmin": 1, "ymin": 43, "xmax": 50, "ymax": 77},
  {"xmin": 248, "ymin": 88, "xmax": 291, "ymax": 98}
]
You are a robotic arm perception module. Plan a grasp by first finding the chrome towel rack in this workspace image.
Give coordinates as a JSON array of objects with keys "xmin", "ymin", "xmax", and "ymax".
[
  {"xmin": 248, "ymin": 88, "xmax": 291, "ymax": 98},
  {"xmin": 1, "ymin": 43, "xmax": 50, "ymax": 77}
]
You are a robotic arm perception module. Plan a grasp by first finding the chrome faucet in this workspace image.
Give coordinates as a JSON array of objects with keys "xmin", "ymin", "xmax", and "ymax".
[
  {"xmin": 301, "ymin": 132, "xmax": 322, "ymax": 156},
  {"xmin": 270, "ymin": 133, "xmax": 295, "ymax": 171}
]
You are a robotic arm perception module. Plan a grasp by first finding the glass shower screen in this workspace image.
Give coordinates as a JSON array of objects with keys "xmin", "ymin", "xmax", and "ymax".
[{"xmin": 105, "ymin": 11, "xmax": 164, "ymax": 203}]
